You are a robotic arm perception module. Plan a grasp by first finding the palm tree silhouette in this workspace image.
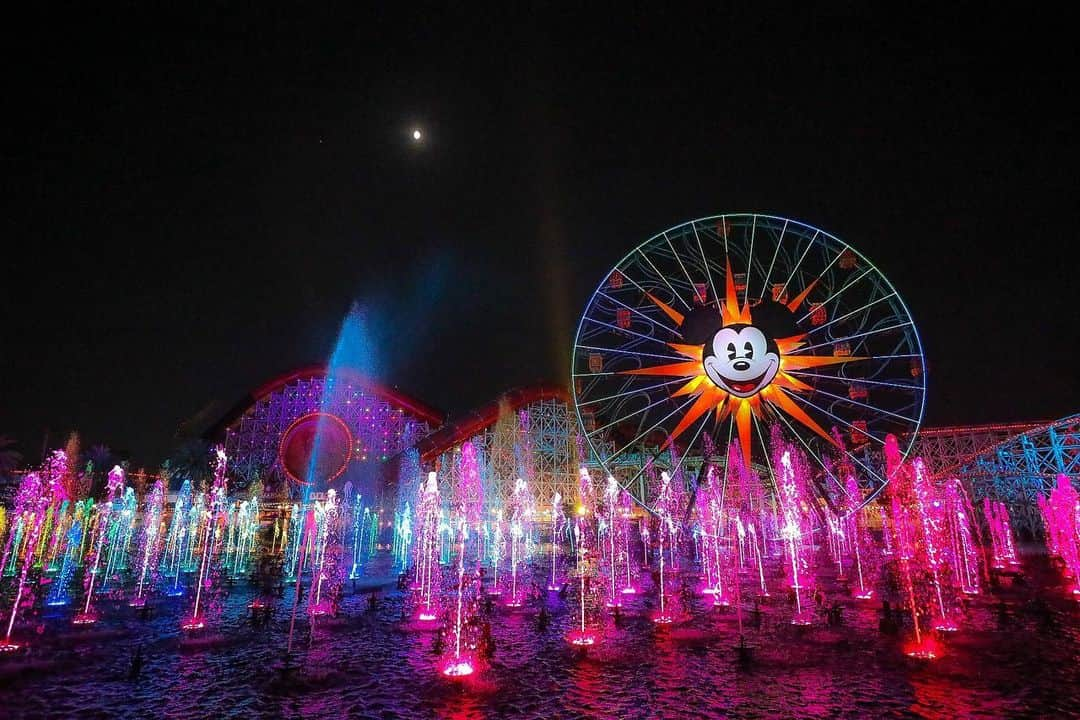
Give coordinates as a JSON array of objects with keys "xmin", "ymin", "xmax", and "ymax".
[
  {"xmin": 168, "ymin": 438, "xmax": 213, "ymax": 491},
  {"xmin": 0, "ymin": 434, "xmax": 22, "ymax": 481}
]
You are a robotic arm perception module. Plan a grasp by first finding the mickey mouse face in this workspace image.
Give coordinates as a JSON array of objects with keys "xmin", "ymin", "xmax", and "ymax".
[{"xmin": 702, "ymin": 324, "xmax": 780, "ymax": 398}]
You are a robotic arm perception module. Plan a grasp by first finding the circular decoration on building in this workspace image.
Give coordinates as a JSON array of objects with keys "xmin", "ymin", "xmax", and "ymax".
[
  {"xmin": 278, "ymin": 412, "xmax": 353, "ymax": 486},
  {"xmin": 572, "ymin": 213, "xmax": 926, "ymax": 511}
]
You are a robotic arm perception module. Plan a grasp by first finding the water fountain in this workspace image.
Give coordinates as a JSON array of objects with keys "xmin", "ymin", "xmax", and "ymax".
[
  {"xmin": 412, "ymin": 472, "xmax": 441, "ymax": 625},
  {"xmin": 72, "ymin": 466, "xmax": 125, "ymax": 625},
  {"xmin": 307, "ymin": 489, "xmax": 341, "ymax": 617},
  {"xmin": 774, "ymin": 444, "xmax": 815, "ymax": 626},
  {"xmin": 182, "ymin": 449, "xmax": 228, "ymax": 632},
  {"xmin": 46, "ymin": 513, "xmax": 82, "ymax": 607},
  {"xmin": 547, "ymin": 491, "xmax": 563, "ymax": 592},
  {"xmin": 1, "ymin": 472, "xmax": 51, "ymax": 651},
  {"xmin": 130, "ymin": 479, "xmax": 165, "ymax": 608},
  {"xmin": 651, "ymin": 471, "xmax": 677, "ymax": 625},
  {"xmin": 566, "ymin": 512, "xmax": 597, "ymax": 646},
  {"xmin": 984, "ymin": 498, "xmax": 1020, "ymax": 570},
  {"xmin": 1040, "ymin": 475, "xmax": 1080, "ymax": 597},
  {"xmin": 504, "ymin": 477, "xmax": 532, "ymax": 608},
  {"xmin": 439, "ymin": 511, "xmax": 476, "ymax": 677},
  {"xmin": 943, "ymin": 479, "xmax": 982, "ymax": 596}
]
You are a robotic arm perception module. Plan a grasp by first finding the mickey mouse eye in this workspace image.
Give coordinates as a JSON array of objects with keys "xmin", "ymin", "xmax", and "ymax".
[
  {"xmin": 744, "ymin": 341, "xmax": 754, "ymax": 359},
  {"xmin": 726, "ymin": 342, "xmax": 737, "ymax": 360}
]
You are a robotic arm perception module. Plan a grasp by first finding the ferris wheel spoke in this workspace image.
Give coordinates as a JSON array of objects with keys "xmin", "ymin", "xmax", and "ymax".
[
  {"xmin": 576, "ymin": 377, "xmax": 689, "ymax": 407},
  {"xmin": 691, "ymin": 222, "xmax": 720, "ymax": 305},
  {"xmin": 751, "ymin": 412, "xmax": 780, "ymax": 496},
  {"xmin": 743, "ymin": 215, "xmax": 757, "ymax": 303},
  {"xmin": 720, "ymin": 415, "xmax": 735, "ymax": 505},
  {"xmin": 637, "ymin": 248, "xmax": 692, "ymax": 310},
  {"xmin": 786, "ymin": 370, "xmax": 920, "ymax": 393},
  {"xmin": 776, "ymin": 230, "xmax": 819, "ymax": 300},
  {"xmin": 588, "ymin": 393, "xmax": 691, "ymax": 437},
  {"xmin": 595, "ymin": 290, "xmax": 681, "ymax": 337},
  {"xmin": 800, "ymin": 384, "xmax": 920, "ymax": 425},
  {"xmin": 757, "ymin": 219, "xmax": 788, "ymax": 304},
  {"xmin": 840, "ymin": 448, "xmax": 886, "ymax": 489},
  {"xmin": 787, "ymin": 244, "xmax": 844, "ymax": 314},
  {"xmin": 583, "ymin": 316, "xmax": 679, "ymax": 347},
  {"xmin": 796, "ymin": 267, "xmax": 874, "ymax": 323},
  {"xmin": 770, "ymin": 409, "xmax": 844, "ymax": 500},
  {"xmin": 775, "ymin": 387, "xmax": 886, "ymax": 447},
  {"xmin": 785, "ymin": 406, "xmax": 886, "ymax": 497},
  {"xmin": 801, "ymin": 292, "xmax": 898, "ymax": 337},
  {"xmin": 662, "ymin": 231, "xmax": 700, "ymax": 298},
  {"xmin": 576, "ymin": 344, "xmax": 687, "ymax": 363},
  {"xmin": 793, "ymin": 321, "xmax": 914, "ymax": 354},
  {"xmin": 671, "ymin": 413, "xmax": 711, "ymax": 497},
  {"xmin": 606, "ymin": 396, "xmax": 698, "ymax": 459},
  {"xmin": 756, "ymin": 408, "xmax": 852, "ymax": 502}
]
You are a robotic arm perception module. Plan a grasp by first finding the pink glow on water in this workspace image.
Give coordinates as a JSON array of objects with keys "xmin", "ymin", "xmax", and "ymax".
[
  {"xmin": 566, "ymin": 628, "xmax": 597, "ymax": 645},
  {"xmin": 905, "ymin": 636, "xmax": 941, "ymax": 660},
  {"xmin": 933, "ymin": 618, "xmax": 959, "ymax": 632},
  {"xmin": 439, "ymin": 657, "xmax": 476, "ymax": 677},
  {"xmin": 308, "ymin": 600, "xmax": 332, "ymax": 617},
  {"xmin": 180, "ymin": 618, "xmax": 205, "ymax": 631}
]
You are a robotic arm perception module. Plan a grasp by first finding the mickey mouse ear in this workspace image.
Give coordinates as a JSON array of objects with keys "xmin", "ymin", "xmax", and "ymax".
[
  {"xmin": 679, "ymin": 307, "xmax": 724, "ymax": 345},
  {"xmin": 747, "ymin": 300, "xmax": 800, "ymax": 340}
]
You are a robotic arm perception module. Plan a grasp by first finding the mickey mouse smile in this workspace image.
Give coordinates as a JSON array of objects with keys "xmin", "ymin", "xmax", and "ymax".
[
  {"xmin": 721, "ymin": 368, "xmax": 773, "ymax": 394},
  {"xmin": 702, "ymin": 324, "xmax": 781, "ymax": 398}
]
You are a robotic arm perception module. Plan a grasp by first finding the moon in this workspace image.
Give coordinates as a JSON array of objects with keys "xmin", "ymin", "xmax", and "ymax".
[{"xmin": 411, "ymin": 128, "xmax": 423, "ymax": 142}]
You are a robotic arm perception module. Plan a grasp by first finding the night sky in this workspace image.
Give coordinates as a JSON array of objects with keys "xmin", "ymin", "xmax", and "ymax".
[{"xmin": 2, "ymin": 7, "xmax": 1077, "ymax": 468}]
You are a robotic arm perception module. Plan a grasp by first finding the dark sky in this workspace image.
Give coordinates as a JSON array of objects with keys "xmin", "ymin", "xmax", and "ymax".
[{"xmin": 2, "ymin": 6, "xmax": 1077, "ymax": 467}]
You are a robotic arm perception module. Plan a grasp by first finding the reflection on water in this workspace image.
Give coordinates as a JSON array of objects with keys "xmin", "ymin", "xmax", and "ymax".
[{"xmin": 3, "ymin": 553, "xmax": 1080, "ymax": 719}]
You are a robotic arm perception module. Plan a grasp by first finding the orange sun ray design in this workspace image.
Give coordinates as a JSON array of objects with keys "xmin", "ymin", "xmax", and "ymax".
[{"xmin": 618, "ymin": 273, "xmax": 866, "ymax": 463}]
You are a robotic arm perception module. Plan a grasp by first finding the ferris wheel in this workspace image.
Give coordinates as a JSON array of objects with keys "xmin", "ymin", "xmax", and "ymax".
[{"xmin": 571, "ymin": 214, "xmax": 926, "ymax": 512}]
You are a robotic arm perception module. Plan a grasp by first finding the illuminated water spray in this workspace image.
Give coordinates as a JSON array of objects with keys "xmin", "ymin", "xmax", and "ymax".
[
  {"xmin": 651, "ymin": 471, "xmax": 676, "ymax": 625},
  {"xmin": 776, "ymin": 448, "xmax": 814, "ymax": 626},
  {"xmin": 984, "ymin": 498, "xmax": 1020, "ymax": 569},
  {"xmin": 413, "ymin": 472, "xmax": 441, "ymax": 624},
  {"xmin": 566, "ymin": 511, "xmax": 597, "ymax": 646},
  {"xmin": 505, "ymin": 477, "xmax": 532, "ymax": 608},
  {"xmin": 74, "ymin": 466, "xmax": 124, "ymax": 625},
  {"xmin": 308, "ymin": 489, "xmax": 340, "ymax": 617},
  {"xmin": 130, "ymin": 480, "xmax": 165, "ymax": 608},
  {"xmin": 548, "ymin": 491, "xmax": 563, "ymax": 591},
  {"xmin": 2, "ymin": 472, "xmax": 51, "ymax": 651},
  {"xmin": 1040, "ymin": 475, "xmax": 1080, "ymax": 598},
  {"xmin": 183, "ymin": 448, "xmax": 228, "ymax": 632},
  {"xmin": 439, "ymin": 512, "xmax": 475, "ymax": 677},
  {"xmin": 162, "ymin": 480, "xmax": 192, "ymax": 597}
]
